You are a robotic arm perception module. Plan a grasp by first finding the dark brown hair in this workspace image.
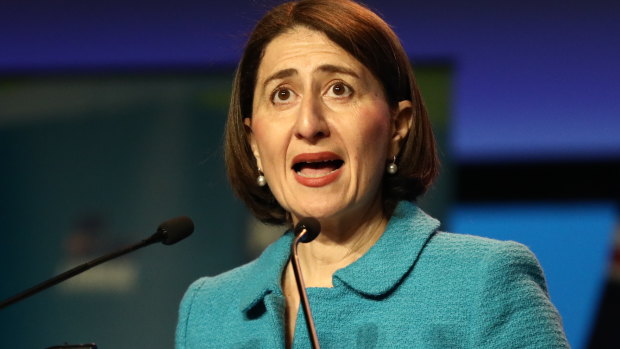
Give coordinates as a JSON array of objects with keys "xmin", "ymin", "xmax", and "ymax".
[{"xmin": 225, "ymin": 0, "xmax": 439, "ymax": 224}]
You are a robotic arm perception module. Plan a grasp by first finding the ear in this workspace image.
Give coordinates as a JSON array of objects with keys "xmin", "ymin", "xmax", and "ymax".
[
  {"xmin": 244, "ymin": 117, "xmax": 263, "ymax": 170},
  {"xmin": 388, "ymin": 100, "xmax": 413, "ymax": 158}
]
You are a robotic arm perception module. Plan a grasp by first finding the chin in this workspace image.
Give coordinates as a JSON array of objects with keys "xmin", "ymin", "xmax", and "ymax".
[{"xmin": 290, "ymin": 200, "xmax": 351, "ymax": 222}]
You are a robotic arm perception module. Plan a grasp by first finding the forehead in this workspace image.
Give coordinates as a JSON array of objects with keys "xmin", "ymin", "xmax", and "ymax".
[{"xmin": 257, "ymin": 26, "xmax": 365, "ymax": 80}]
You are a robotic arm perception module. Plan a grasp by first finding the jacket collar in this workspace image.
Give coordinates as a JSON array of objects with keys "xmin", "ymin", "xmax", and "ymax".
[
  {"xmin": 239, "ymin": 231, "xmax": 293, "ymax": 313},
  {"xmin": 239, "ymin": 201, "xmax": 440, "ymax": 312}
]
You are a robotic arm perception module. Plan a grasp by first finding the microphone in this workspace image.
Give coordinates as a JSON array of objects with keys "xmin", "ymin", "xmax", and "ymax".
[
  {"xmin": 294, "ymin": 218, "xmax": 320, "ymax": 243},
  {"xmin": 0, "ymin": 216, "xmax": 194, "ymax": 310},
  {"xmin": 152, "ymin": 216, "xmax": 195, "ymax": 245},
  {"xmin": 290, "ymin": 217, "xmax": 321, "ymax": 349}
]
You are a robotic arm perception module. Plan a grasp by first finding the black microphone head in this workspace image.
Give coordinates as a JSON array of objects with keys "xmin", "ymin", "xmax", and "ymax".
[
  {"xmin": 157, "ymin": 216, "xmax": 194, "ymax": 245},
  {"xmin": 294, "ymin": 217, "xmax": 321, "ymax": 243}
]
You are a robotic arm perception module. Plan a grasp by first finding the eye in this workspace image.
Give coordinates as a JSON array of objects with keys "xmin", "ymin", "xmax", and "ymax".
[
  {"xmin": 325, "ymin": 82, "xmax": 353, "ymax": 98},
  {"xmin": 271, "ymin": 87, "xmax": 297, "ymax": 104}
]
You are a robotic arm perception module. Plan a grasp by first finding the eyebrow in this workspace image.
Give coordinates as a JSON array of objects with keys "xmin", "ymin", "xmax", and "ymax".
[
  {"xmin": 261, "ymin": 68, "xmax": 297, "ymax": 90},
  {"xmin": 261, "ymin": 64, "xmax": 360, "ymax": 90},
  {"xmin": 317, "ymin": 64, "xmax": 360, "ymax": 79}
]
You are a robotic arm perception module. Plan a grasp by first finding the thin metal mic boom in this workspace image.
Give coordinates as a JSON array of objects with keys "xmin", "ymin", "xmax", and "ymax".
[
  {"xmin": 0, "ymin": 216, "xmax": 194, "ymax": 310},
  {"xmin": 290, "ymin": 217, "xmax": 321, "ymax": 349}
]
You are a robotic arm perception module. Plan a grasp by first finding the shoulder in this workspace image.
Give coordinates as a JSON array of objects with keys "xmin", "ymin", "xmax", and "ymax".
[
  {"xmin": 179, "ymin": 230, "xmax": 291, "ymax": 310},
  {"xmin": 182, "ymin": 259, "xmax": 260, "ymax": 302},
  {"xmin": 176, "ymin": 231, "xmax": 292, "ymax": 347},
  {"xmin": 180, "ymin": 261, "xmax": 252, "ymax": 309},
  {"xmin": 175, "ymin": 259, "xmax": 259, "ymax": 340},
  {"xmin": 176, "ymin": 257, "xmax": 275, "ymax": 348},
  {"xmin": 424, "ymin": 232, "xmax": 568, "ymax": 347},
  {"xmin": 427, "ymin": 231, "xmax": 542, "ymax": 274},
  {"xmin": 407, "ymin": 230, "xmax": 548, "ymax": 302},
  {"xmin": 430, "ymin": 230, "xmax": 532, "ymax": 254},
  {"xmin": 425, "ymin": 231, "xmax": 550, "ymax": 299}
]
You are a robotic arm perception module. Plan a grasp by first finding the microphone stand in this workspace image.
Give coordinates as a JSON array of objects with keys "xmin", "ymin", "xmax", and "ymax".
[
  {"xmin": 290, "ymin": 228, "xmax": 321, "ymax": 349},
  {"xmin": 0, "ymin": 233, "xmax": 162, "ymax": 310},
  {"xmin": 0, "ymin": 216, "xmax": 193, "ymax": 310}
]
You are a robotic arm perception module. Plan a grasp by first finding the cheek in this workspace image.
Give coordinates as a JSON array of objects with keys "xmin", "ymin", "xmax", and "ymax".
[
  {"xmin": 250, "ymin": 118, "xmax": 288, "ymax": 166},
  {"xmin": 367, "ymin": 116, "xmax": 390, "ymax": 141},
  {"xmin": 355, "ymin": 107, "xmax": 391, "ymax": 157},
  {"xmin": 251, "ymin": 123, "xmax": 271, "ymax": 157}
]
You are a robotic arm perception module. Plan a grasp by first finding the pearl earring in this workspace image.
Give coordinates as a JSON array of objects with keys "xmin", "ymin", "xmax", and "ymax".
[
  {"xmin": 387, "ymin": 156, "xmax": 398, "ymax": 174},
  {"xmin": 256, "ymin": 169, "xmax": 267, "ymax": 187}
]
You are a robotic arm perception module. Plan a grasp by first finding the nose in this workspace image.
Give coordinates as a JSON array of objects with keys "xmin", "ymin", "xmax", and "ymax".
[{"xmin": 294, "ymin": 94, "xmax": 330, "ymax": 143}]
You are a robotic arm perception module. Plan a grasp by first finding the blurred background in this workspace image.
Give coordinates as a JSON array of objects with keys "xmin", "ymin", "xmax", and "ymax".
[{"xmin": 1, "ymin": 0, "xmax": 618, "ymax": 347}]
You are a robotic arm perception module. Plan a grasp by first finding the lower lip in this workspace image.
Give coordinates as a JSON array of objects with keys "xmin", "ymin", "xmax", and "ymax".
[{"xmin": 293, "ymin": 167, "xmax": 342, "ymax": 187}]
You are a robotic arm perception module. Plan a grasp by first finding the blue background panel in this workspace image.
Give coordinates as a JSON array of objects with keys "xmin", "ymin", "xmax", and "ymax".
[{"xmin": 449, "ymin": 202, "xmax": 618, "ymax": 348}]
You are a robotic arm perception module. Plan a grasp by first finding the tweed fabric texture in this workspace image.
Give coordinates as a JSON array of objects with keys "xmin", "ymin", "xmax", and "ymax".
[{"xmin": 176, "ymin": 201, "xmax": 569, "ymax": 348}]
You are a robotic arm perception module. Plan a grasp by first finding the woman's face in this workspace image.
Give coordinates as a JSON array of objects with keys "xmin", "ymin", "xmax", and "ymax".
[{"xmin": 246, "ymin": 26, "xmax": 410, "ymax": 225}]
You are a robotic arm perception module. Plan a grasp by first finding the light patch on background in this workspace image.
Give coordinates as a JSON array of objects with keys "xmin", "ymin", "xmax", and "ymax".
[
  {"xmin": 57, "ymin": 259, "xmax": 138, "ymax": 293},
  {"xmin": 245, "ymin": 216, "xmax": 286, "ymax": 259}
]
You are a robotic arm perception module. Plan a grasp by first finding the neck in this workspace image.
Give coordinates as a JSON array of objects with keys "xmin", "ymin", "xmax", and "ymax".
[{"xmin": 293, "ymin": 199, "xmax": 388, "ymax": 287}]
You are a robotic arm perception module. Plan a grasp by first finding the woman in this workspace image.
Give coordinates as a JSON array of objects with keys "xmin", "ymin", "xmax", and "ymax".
[{"xmin": 177, "ymin": 0, "xmax": 569, "ymax": 348}]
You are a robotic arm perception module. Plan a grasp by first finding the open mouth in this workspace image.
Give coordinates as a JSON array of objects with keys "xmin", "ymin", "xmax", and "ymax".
[{"xmin": 292, "ymin": 159, "xmax": 344, "ymax": 178}]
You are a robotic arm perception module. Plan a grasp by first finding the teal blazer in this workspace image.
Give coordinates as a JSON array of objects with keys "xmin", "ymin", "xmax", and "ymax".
[{"xmin": 176, "ymin": 202, "xmax": 569, "ymax": 348}]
